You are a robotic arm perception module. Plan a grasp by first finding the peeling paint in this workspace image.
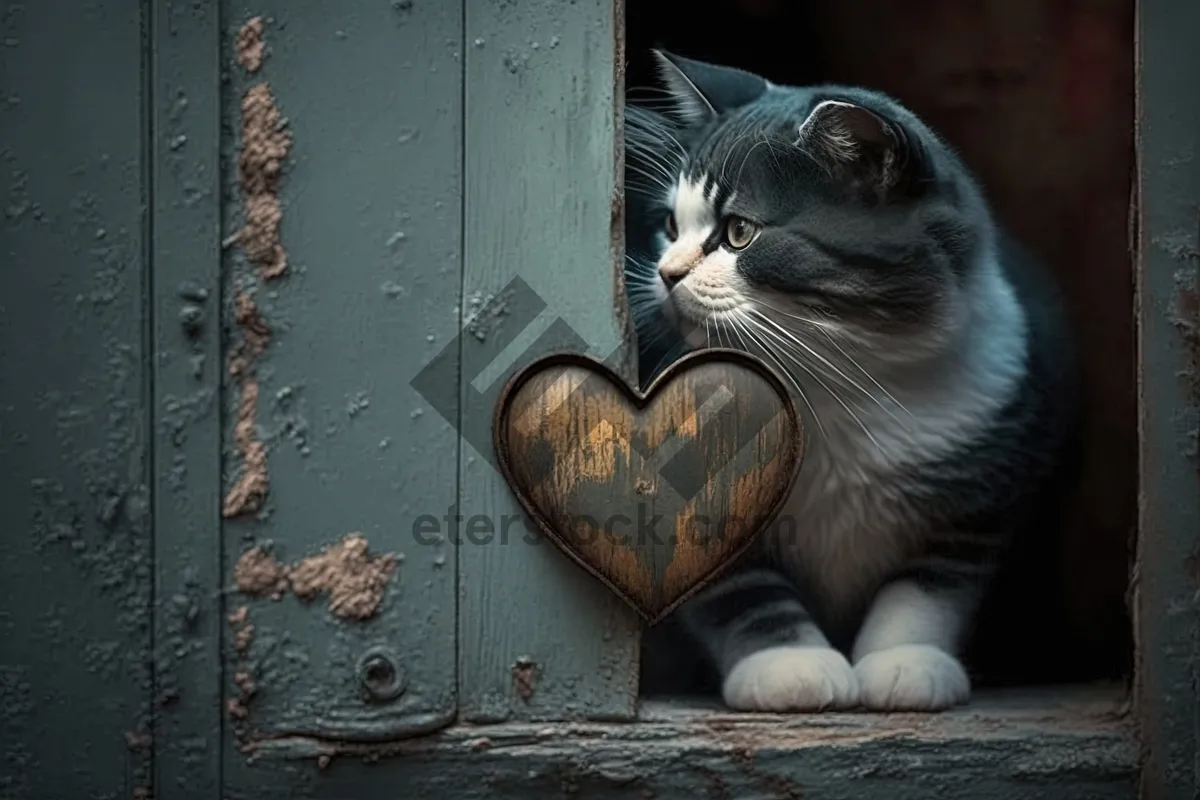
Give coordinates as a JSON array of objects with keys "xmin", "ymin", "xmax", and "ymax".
[
  {"xmin": 228, "ymin": 605, "xmax": 255, "ymax": 656},
  {"xmin": 234, "ymin": 534, "xmax": 398, "ymax": 621},
  {"xmin": 223, "ymin": 292, "xmax": 272, "ymax": 517},
  {"xmin": 235, "ymin": 83, "xmax": 291, "ymax": 281},
  {"xmin": 235, "ymin": 17, "xmax": 266, "ymax": 73},
  {"xmin": 288, "ymin": 533, "xmax": 398, "ymax": 620},
  {"xmin": 234, "ymin": 545, "xmax": 289, "ymax": 597},
  {"xmin": 512, "ymin": 656, "xmax": 539, "ymax": 702}
]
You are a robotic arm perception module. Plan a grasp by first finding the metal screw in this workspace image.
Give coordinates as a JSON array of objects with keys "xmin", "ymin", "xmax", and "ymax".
[{"xmin": 356, "ymin": 646, "xmax": 407, "ymax": 701}]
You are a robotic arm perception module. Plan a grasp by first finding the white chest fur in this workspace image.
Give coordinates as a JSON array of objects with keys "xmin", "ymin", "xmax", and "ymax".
[{"xmin": 760, "ymin": 257, "xmax": 1030, "ymax": 617}]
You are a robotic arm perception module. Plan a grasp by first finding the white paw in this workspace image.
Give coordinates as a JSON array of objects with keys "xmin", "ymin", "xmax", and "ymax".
[
  {"xmin": 722, "ymin": 646, "xmax": 859, "ymax": 712},
  {"xmin": 854, "ymin": 644, "xmax": 970, "ymax": 711}
]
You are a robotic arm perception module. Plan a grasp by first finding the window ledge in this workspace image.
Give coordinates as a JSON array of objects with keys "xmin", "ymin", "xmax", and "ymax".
[{"xmin": 246, "ymin": 683, "xmax": 1136, "ymax": 798}]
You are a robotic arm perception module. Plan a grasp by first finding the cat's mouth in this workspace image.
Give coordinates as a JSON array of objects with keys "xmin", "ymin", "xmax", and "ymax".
[
  {"xmin": 662, "ymin": 282, "xmax": 749, "ymax": 346},
  {"xmin": 666, "ymin": 282, "xmax": 746, "ymax": 323}
]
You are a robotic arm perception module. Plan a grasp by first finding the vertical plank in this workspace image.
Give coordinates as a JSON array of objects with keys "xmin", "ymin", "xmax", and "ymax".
[
  {"xmin": 458, "ymin": 0, "xmax": 641, "ymax": 722},
  {"xmin": 216, "ymin": 0, "xmax": 462, "ymax": 752},
  {"xmin": 1134, "ymin": 0, "xmax": 1200, "ymax": 795},
  {"xmin": 151, "ymin": 1, "xmax": 224, "ymax": 797},
  {"xmin": 0, "ymin": 0, "xmax": 154, "ymax": 797}
]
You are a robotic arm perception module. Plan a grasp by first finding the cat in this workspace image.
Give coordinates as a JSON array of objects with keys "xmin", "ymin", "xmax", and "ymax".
[{"xmin": 624, "ymin": 51, "xmax": 1082, "ymax": 712}]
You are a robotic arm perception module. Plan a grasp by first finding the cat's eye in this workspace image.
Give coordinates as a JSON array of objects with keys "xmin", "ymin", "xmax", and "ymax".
[
  {"xmin": 723, "ymin": 216, "xmax": 760, "ymax": 250},
  {"xmin": 664, "ymin": 212, "xmax": 678, "ymax": 242}
]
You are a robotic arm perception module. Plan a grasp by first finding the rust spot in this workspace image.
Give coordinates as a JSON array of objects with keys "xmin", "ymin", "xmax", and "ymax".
[
  {"xmin": 235, "ymin": 17, "xmax": 265, "ymax": 73},
  {"xmin": 634, "ymin": 478, "xmax": 655, "ymax": 495},
  {"xmin": 512, "ymin": 656, "xmax": 538, "ymax": 701}
]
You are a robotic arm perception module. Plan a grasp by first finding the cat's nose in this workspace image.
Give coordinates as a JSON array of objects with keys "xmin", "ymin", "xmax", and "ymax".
[{"xmin": 658, "ymin": 265, "xmax": 684, "ymax": 289}]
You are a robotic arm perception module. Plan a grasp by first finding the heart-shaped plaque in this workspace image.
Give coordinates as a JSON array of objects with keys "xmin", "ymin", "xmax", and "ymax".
[{"xmin": 493, "ymin": 348, "xmax": 804, "ymax": 624}]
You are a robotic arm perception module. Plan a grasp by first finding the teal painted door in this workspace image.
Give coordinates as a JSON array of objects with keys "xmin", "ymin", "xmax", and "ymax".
[{"xmin": 1, "ymin": 0, "xmax": 637, "ymax": 796}]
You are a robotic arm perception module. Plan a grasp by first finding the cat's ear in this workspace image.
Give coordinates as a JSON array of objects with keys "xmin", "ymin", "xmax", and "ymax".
[
  {"xmin": 651, "ymin": 50, "xmax": 769, "ymax": 126},
  {"xmin": 797, "ymin": 99, "xmax": 922, "ymax": 199}
]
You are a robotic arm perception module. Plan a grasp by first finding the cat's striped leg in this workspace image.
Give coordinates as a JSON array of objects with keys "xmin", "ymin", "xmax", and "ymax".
[
  {"xmin": 850, "ymin": 559, "xmax": 981, "ymax": 711},
  {"xmin": 678, "ymin": 567, "xmax": 859, "ymax": 711}
]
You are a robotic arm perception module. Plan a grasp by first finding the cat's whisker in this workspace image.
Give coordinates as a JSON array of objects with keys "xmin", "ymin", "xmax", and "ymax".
[
  {"xmin": 735, "ymin": 313, "xmax": 886, "ymax": 453},
  {"xmin": 751, "ymin": 297, "xmax": 913, "ymax": 419},
  {"xmin": 747, "ymin": 308, "xmax": 904, "ymax": 427},
  {"xmin": 624, "ymin": 143, "xmax": 679, "ymax": 178},
  {"xmin": 625, "ymin": 163, "xmax": 673, "ymax": 193},
  {"xmin": 727, "ymin": 311, "xmax": 828, "ymax": 442},
  {"xmin": 812, "ymin": 326, "xmax": 914, "ymax": 418}
]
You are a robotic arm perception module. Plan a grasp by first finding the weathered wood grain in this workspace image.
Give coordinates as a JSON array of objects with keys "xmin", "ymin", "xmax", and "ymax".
[
  {"xmin": 0, "ymin": 1, "xmax": 154, "ymax": 797},
  {"xmin": 1134, "ymin": 0, "xmax": 1200, "ymax": 795},
  {"xmin": 215, "ymin": 0, "xmax": 461, "ymax": 746},
  {"xmin": 458, "ymin": 0, "xmax": 642, "ymax": 723},
  {"xmin": 494, "ymin": 349, "xmax": 803, "ymax": 623},
  {"xmin": 236, "ymin": 685, "xmax": 1136, "ymax": 800}
]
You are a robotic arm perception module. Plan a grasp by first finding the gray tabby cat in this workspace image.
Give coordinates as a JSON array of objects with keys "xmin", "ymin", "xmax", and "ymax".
[{"xmin": 626, "ymin": 51, "xmax": 1080, "ymax": 712}]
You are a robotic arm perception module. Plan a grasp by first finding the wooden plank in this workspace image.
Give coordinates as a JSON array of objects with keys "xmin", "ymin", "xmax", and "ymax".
[
  {"xmin": 0, "ymin": 0, "xmax": 154, "ymax": 797},
  {"xmin": 458, "ymin": 0, "xmax": 641, "ymax": 722},
  {"xmin": 1134, "ymin": 0, "xmax": 1200, "ymax": 796},
  {"xmin": 236, "ymin": 686, "xmax": 1137, "ymax": 800},
  {"xmin": 216, "ymin": 0, "xmax": 462, "ymax": 749},
  {"xmin": 150, "ymin": 1, "xmax": 224, "ymax": 797}
]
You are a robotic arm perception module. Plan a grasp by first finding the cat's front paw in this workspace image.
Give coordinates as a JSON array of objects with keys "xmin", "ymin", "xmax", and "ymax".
[
  {"xmin": 722, "ymin": 646, "xmax": 859, "ymax": 712},
  {"xmin": 854, "ymin": 644, "xmax": 970, "ymax": 711}
]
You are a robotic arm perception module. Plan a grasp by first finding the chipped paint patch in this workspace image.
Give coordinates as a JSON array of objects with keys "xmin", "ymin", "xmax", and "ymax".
[
  {"xmin": 233, "ymin": 534, "xmax": 398, "ymax": 621},
  {"xmin": 223, "ymin": 18, "xmax": 291, "ymax": 518},
  {"xmin": 512, "ymin": 655, "xmax": 539, "ymax": 702},
  {"xmin": 223, "ymin": 292, "xmax": 272, "ymax": 517},
  {"xmin": 288, "ymin": 533, "xmax": 398, "ymax": 620},
  {"xmin": 235, "ymin": 16, "xmax": 265, "ymax": 73},
  {"xmin": 236, "ymin": 83, "xmax": 291, "ymax": 280},
  {"xmin": 228, "ymin": 604, "xmax": 254, "ymax": 656},
  {"xmin": 233, "ymin": 544, "xmax": 288, "ymax": 597}
]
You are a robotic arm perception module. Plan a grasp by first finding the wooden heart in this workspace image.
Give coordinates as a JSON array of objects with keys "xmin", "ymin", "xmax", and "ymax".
[{"xmin": 492, "ymin": 348, "xmax": 805, "ymax": 624}]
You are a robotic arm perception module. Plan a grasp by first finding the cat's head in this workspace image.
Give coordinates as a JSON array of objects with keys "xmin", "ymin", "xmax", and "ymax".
[{"xmin": 625, "ymin": 51, "xmax": 995, "ymax": 365}]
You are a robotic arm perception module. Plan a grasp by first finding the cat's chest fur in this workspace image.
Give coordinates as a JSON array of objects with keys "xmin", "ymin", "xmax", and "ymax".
[
  {"xmin": 766, "ymin": 418, "xmax": 922, "ymax": 620},
  {"xmin": 761, "ymin": 259, "xmax": 1030, "ymax": 621}
]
